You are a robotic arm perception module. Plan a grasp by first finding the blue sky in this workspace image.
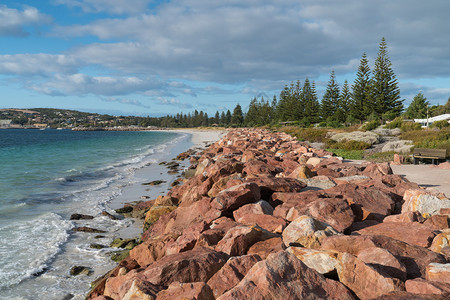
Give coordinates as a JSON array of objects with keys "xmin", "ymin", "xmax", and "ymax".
[{"xmin": 1, "ymin": 0, "xmax": 449, "ymax": 116}]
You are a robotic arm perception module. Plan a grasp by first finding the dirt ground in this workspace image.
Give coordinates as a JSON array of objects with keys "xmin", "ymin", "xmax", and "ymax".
[{"xmin": 391, "ymin": 164, "xmax": 450, "ymax": 197}]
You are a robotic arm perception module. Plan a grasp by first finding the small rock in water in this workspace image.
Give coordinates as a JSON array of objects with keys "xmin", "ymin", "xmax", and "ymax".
[
  {"xmin": 70, "ymin": 213, "xmax": 94, "ymax": 220},
  {"xmin": 115, "ymin": 206, "xmax": 133, "ymax": 214},
  {"xmin": 101, "ymin": 211, "xmax": 119, "ymax": 220},
  {"xmin": 142, "ymin": 180, "xmax": 166, "ymax": 186},
  {"xmin": 73, "ymin": 226, "xmax": 106, "ymax": 233},
  {"xmin": 90, "ymin": 243, "xmax": 106, "ymax": 249},
  {"xmin": 140, "ymin": 195, "xmax": 151, "ymax": 199},
  {"xmin": 110, "ymin": 250, "xmax": 130, "ymax": 262},
  {"xmin": 70, "ymin": 266, "xmax": 92, "ymax": 276}
]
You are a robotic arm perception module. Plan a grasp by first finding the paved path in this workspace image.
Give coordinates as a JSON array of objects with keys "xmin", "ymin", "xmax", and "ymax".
[{"xmin": 391, "ymin": 164, "xmax": 450, "ymax": 197}]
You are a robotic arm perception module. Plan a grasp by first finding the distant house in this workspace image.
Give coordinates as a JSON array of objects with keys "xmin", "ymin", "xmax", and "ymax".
[
  {"xmin": 414, "ymin": 114, "xmax": 450, "ymax": 127},
  {"xmin": 0, "ymin": 120, "xmax": 12, "ymax": 128}
]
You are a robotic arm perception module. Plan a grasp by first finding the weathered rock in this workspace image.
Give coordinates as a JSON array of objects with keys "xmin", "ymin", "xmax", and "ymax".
[
  {"xmin": 372, "ymin": 291, "xmax": 450, "ymax": 299},
  {"xmin": 429, "ymin": 229, "xmax": 450, "ymax": 254},
  {"xmin": 383, "ymin": 211, "xmax": 425, "ymax": 223},
  {"xmin": 207, "ymin": 174, "xmax": 243, "ymax": 198},
  {"xmin": 232, "ymin": 200, "xmax": 273, "ymax": 222},
  {"xmin": 320, "ymin": 235, "xmax": 447, "ymax": 279},
  {"xmin": 286, "ymin": 247, "xmax": 339, "ymax": 275},
  {"xmin": 245, "ymin": 177, "xmax": 306, "ymax": 200},
  {"xmin": 215, "ymin": 225, "xmax": 278, "ymax": 256},
  {"xmin": 282, "ymin": 215, "xmax": 339, "ymax": 249},
  {"xmin": 402, "ymin": 189, "xmax": 450, "ymax": 216},
  {"xmin": 70, "ymin": 266, "xmax": 92, "ymax": 276},
  {"xmin": 357, "ymin": 247, "xmax": 407, "ymax": 281},
  {"xmin": 207, "ymin": 254, "xmax": 262, "ymax": 298},
  {"xmin": 195, "ymin": 217, "xmax": 238, "ymax": 248},
  {"xmin": 235, "ymin": 213, "xmax": 287, "ymax": 233},
  {"xmin": 424, "ymin": 215, "xmax": 449, "ymax": 230},
  {"xmin": 426, "ymin": 263, "xmax": 450, "ymax": 284},
  {"xmin": 155, "ymin": 282, "xmax": 214, "ymax": 300},
  {"xmin": 329, "ymin": 131, "xmax": 379, "ymax": 145},
  {"xmin": 143, "ymin": 206, "xmax": 177, "ymax": 231},
  {"xmin": 288, "ymin": 165, "xmax": 315, "ymax": 179},
  {"xmin": 333, "ymin": 175, "xmax": 370, "ymax": 185},
  {"xmin": 211, "ymin": 182, "xmax": 260, "ymax": 212},
  {"xmin": 102, "ymin": 211, "xmax": 119, "ymax": 220},
  {"xmin": 306, "ymin": 157, "xmax": 323, "ymax": 167},
  {"xmin": 406, "ymin": 278, "xmax": 450, "ymax": 295},
  {"xmin": 217, "ymin": 251, "xmax": 355, "ymax": 300},
  {"xmin": 382, "ymin": 140, "xmax": 414, "ymax": 154},
  {"xmin": 105, "ymin": 248, "xmax": 228, "ymax": 299},
  {"xmin": 247, "ymin": 237, "xmax": 286, "ymax": 259},
  {"xmin": 115, "ymin": 206, "xmax": 133, "ymax": 214},
  {"xmin": 355, "ymin": 221, "xmax": 438, "ymax": 248},
  {"xmin": 129, "ymin": 234, "xmax": 179, "ymax": 267},
  {"xmin": 70, "ymin": 213, "xmax": 94, "ymax": 220},
  {"xmin": 298, "ymin": 175, "xmax": 336, "ymax": 191},
  {"xmin": 122, "ymin": 280, "xmax": 162, "ymax": 300},
  {"xmin": 73, "ymin": 227, "xmax": 106, "ymax": 233},
  {"xmin": 337, "ymin": 252, "xmax": 405, "ymax": 299},
  {"xmin": 362, "ymin": 162, "xmax": 393, "ymax": 179}
]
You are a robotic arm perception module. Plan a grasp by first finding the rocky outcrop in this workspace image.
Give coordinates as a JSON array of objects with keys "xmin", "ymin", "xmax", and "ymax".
[{"xmin": 87, "ymin": 128, "xmax": 450, "ymax": 299}]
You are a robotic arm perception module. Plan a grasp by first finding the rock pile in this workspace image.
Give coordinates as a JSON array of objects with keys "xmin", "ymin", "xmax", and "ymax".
[{"xmin": 87, "ymin": 128, "xmax": 450, "ymax": 300}]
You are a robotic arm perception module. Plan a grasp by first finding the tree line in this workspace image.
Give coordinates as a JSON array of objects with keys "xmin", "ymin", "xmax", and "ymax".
[{"xmin": 144, "ymin": 38, "xmax": 448, "ymax": 128}]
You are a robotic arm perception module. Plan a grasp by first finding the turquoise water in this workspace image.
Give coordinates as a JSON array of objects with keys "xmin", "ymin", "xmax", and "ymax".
[{"xmin": 0, "ymin": 129, "xmax": 184, "ymax": 299}]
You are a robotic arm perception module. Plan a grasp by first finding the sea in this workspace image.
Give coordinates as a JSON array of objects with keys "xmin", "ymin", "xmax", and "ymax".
[{"xmin": 0, "ymin": 129, "xmax": 190, "ymax": 299}]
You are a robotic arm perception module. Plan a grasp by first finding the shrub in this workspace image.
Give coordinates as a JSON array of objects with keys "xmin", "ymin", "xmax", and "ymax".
[
  {"xmin": 281, "ymin": 127, "xmax": 329, "ymax": 143},
  {"xmin": 400, "ymin": 122, "xmax": 422, "ymax": 132},
  {"xmin": 362, "ymin": 120, "xmax": 380, "ymax": 131},
  {"xmin": 400, "ymin": 128, "xmax": 450, "ymax": 155},
  {"xmin": 384, "ymin": 117, "xmax": 403, "ymax": 129},
  {"xmin": 325, "ymin": 139, "xmax": 371, "ymax": 151},
  {"xmin": 366, "ymin": 151, "xmax": 396, "ymax": 163},
  {"xmin": 431, "ymin": 120, "xmax": 450, "ymax": 129},
  {"xmin": 326, "ymin": 148, "xmax": 364, "ymax": 160}
]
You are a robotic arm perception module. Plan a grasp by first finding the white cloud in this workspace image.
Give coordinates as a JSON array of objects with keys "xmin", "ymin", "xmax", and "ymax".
[
  {"xmin": 0, "ymin": 5, "xmax": 50, "ymax": 36},
  {"xmin": 157, "ymin": 97, "xmax": 193, "ymax": 109},
  {"xmin": 52, "ymin": 0, "xmax": 153, "ymax": 15},
  {"xmin": 0, "ymin": 54, "xmax": 78, "ymax": 75}
]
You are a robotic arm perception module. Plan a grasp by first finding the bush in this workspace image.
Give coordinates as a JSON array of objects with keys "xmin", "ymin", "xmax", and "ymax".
[
  {"xmin": 325, "ymin": 139, "xmax": 372, "ymax": 151},
  {"xmin": 384, "ymin": 117, "xmax": 403, "ymax": 129},
  {"xmin": 431, "ymin": 120, "xmax": 450, "ymax": 129},
  {"xmin": 281, "ymin": 127, "xmax": 329, "ymax": 143},
  {"xmin": 400, "ymin": 122, "xmax": 422, "ymax": 132},
  {"xmin": 366, "ymin": 151, "xmax": 396, "ymax": 163},
  {"xmin": 362, "ymin": 120, "xmax": 380, "ymax": 131},
  {"xmin": 326, "ymin": 148, "xmax": 364, "ymax": 160},
  {"xmin": 400, "ymin": 127, "xmax": 450, "ymax": 155}
]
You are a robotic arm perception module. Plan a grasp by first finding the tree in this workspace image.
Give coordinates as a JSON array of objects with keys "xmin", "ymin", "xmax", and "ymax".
[
  {"xmin": 245, "ymin": 98, "xmax": 259, "ymax": 126},
  {"xmin": 225, "ymin": 110, "xmax": 232, "ymax": 126},
  {"xmin": 351, "ymin": 52, "xmax": 372, "ymax": 122},
  {"xmin": 231, "ymin": 104, "xmax": 244, "ymax": 126},
  {"xmin": 301, "ymin": 78, "xmax": 320, "ymax": 125},
  {"xmin": 320, "ymin": 70, "xmax": 340, "ymax": 121},
  {"xmin": 404, "ymin": 92, "xmax": 430, "ymax": 119},
  {"xmin": 337, "ymin": 80, "xmax": 351, "ymax": 123},
  {"xmin": 370, "ymin": 37, "xmax": 404, "ymax": 120}
]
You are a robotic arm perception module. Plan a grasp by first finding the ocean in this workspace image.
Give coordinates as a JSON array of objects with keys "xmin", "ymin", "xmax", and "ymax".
[{"xmin": 0, "ymin": 129, "xmax": 189, "ymax": 299}]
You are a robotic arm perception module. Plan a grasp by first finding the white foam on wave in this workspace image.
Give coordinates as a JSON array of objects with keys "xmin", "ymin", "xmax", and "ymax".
[{"xmin": 0, "ymin": 212, "xmax": 73, "ymax": 290}]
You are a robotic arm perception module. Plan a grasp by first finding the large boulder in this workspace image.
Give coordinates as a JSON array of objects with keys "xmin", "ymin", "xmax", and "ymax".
[
  {"xmin": 232, "ymin": 200, "xmax": 273, "ymax": 221},
  {"xmin": 357, "ymin": 247, "xmax": 408, "ymax": 281},
  {"xmin": 155, "ymin": 282, "xmax": 214, "ymax": 300},
  {"xmin": 382, "ymin": 140, "xmax": 414, "ymax": 153},
  {"xmin": 211, "ymin": 183, "xmax": 260, "ymax": 212},
  {"xmin": 337, "ymin": 252, "xmax": 405, "ymax": 299},
  {"xmin": 282, "ymin": 215, "xmax": 339, "ymax": 249},
  {"xmin": 402, "ymin": 189, "xmax": 450, "ymax": 216},
  {"xmin": 247, "ymin": 237, "xmax": 286, "ymax": 259},
  {"xmin": 286, "ymin": 247, "xmax": 339, "ymax": 275},
  {"xmin": 217, "ymin": 251, "xmax": 355, "ymax": 300},
  {"xmin": 320, "ymin": 235, "xmax": 448, "ymax": 279},
  {"xmin": 426, "ymin": 263, "xmax": 450, "ymax": 284},
  {"xmin": 405, "ymin": 278, "xmax": 450, "ymax": 295},
  {"xmin": 207, "ymin": 254, "xmax": 262, "ymax": 298},
  {"xmin": 329, "ymin": 131, "xmax": 380, "ymax": 145}
]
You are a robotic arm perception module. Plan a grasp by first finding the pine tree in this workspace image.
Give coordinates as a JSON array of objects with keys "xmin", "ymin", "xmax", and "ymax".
[
  {"xmin": 214, "ymin": 111, "xmax": 220, "ymax": 125},
  {"xmin": 370, "ymin": 37, "xmax": 404, "ymax": 120},
  {"xmin": 320, "ymin": 71, "xmax": 340, "ymax": 121},
  {"xmin": 351, "ymin": 53, "xmax": 372, "ymax": 122},
  {"xmin": 225, "ymin": 110, "xmax": 232, "ymax": 126},
  {"xmin": 220, "ymin": 111, "xmax": 226, "ymax": 126},
  {"xmin": 336, "ymin": 80, "xmax": 351, "ymax": 123},
  {"xmin": 404, "ymin": 92, "xmax": 430, "ymax": 119},
  {"xmin": 301, "ymin": 78, "xmax": 320, "ymax": 125},
  {"xmin": 231, "ymin": 104, "xmax": 244, "ymax": 126},
  {"xmin": 245, "ymin": 98, "xmax": 259, "ymax": 126}
]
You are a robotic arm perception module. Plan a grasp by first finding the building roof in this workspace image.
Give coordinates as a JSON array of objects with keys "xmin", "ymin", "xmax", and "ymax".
[{"xmin": 414, "ymin": 113, "xmax": 450, "ymax": 123}]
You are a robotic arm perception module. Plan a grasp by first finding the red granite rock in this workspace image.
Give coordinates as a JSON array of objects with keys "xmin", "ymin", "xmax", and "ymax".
[
  {"xmin": 372, "ymin": 291, "xmax": 450, "ymax": 299},
  {"xmin": 155, "ymin": 282, "xmax": 214, "ymax": 300},
  {"xmin": 232, "ymin": 200, "xmax": 273, "ymax": 222},
  {"xmin": 207, "ymin": 254, "xmax": 262, "ymax": 298},
  {"xmin": 357, "ymin": 247, "xmax": 408, "ymax": 281},
  {"xmin": 215, "ymin": 225, "xmax": 278, "ymax": 256},
  {"xmin": 217, "ymin": 251, "xmax": 355, "ymax": 300},
  {"xmin": 362, "ymin": 162, "xmax": 393, "ymax": 179},
  {"xmin": 383, "ymin": 211, "xmax": 425, "ymax": 223},
  {"xmin": 236, "ymin": 213, "xmax": 287, "ymax": 233},
  {"xmin": 424, "ymin": 215, "xmax": 449, "ymax": 230},
  {"xmin": 320, "ymin": 235, "xmax": 447, "ymax": 279},
  {"xmin": 129, "ymin": 233, "xmax": 179, "ymax": 267},
  {"xmin": 426, "ymin": 263, "xmax": 450, "ymax": 284},
  {"xmin": 406, "ymin": 278, "xmax": 450, "ymax": 295},
  {"xmin": 247, "ymin": 237, "xmax": 286, "ymax": 259},
  {"xmin": 337, "ymin": 252, "xmax": 405, "ymax": 299},
  {"xmin": 355, "ymin": 222, "xmax": 438, "ymax": 248},
  {"xmin": 211, "ymin": 182, "xmax": 260, "ymax": 212}
]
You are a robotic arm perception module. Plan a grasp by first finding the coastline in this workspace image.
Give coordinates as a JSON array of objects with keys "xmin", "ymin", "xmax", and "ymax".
[{"xmin": 110, "ymin": 129, "xmax": 225, "ymax": 239}]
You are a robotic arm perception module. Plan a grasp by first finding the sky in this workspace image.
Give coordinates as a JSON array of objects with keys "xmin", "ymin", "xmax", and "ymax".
[{"xmin": 0, "ymin": 0, "xmax": 449, "ymax": 117}]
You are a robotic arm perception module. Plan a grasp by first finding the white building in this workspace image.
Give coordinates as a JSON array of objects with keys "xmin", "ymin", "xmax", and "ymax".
[
  {"xmin": 414, "ymin": 114, "xmax": 450, "ymax": 127},
  {"xmin": 0, "ymin": 120, "xmax": 12, "ymax": 128}
]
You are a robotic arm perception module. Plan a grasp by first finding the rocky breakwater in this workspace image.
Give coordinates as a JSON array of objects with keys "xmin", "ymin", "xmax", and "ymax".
[{"xmin": 87, "ymin": 128, "xmax": 450, "ymax": 300}]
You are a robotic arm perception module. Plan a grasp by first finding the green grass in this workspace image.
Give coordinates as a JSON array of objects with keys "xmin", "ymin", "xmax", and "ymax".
[
  {"xmin": 281, "ymin": 127, "xmax": 329, "ymax": 143},
  {"xmin": 365, "ymin": 151, "xmax": 397, "ymax": 163},
  {"xmin": 326, "ymin": 148, "xmax": 364, "ymax": 160},
  {"xmin": 400, "ymin": 128, "xmax": 450, "ymax": 155}
]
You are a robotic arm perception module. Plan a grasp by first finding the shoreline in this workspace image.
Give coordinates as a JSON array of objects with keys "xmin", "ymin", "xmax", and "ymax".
[{"xmin": 110, "ymin": 129, "xmax": 225, "ymax": 239}]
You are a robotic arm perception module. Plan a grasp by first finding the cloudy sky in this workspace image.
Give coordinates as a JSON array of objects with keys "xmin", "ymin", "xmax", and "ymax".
[{"xmin": 0, "ymin": 0, "xmax": 449, "ymax": 116}]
